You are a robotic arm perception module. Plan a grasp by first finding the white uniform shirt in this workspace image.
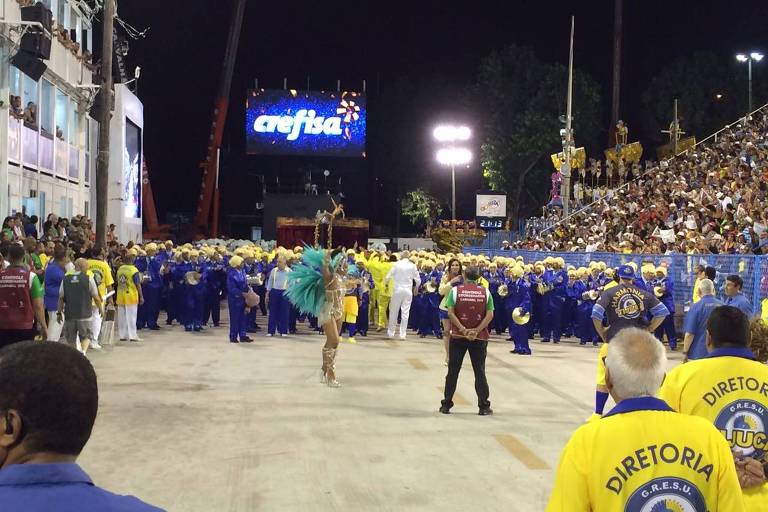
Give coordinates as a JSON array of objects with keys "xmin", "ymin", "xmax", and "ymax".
[{"xmin": 385, "ymin": 259, "xmax": 420, "ymax": 291}]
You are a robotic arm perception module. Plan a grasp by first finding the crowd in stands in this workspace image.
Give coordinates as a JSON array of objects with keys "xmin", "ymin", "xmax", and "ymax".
[{"xmin": 513, "ymin": 110, "xmax": 768, "ymax": 255}]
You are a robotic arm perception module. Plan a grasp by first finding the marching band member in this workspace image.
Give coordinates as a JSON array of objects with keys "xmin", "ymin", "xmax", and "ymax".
[
  {"xmin": 486, "ymin": 262, "xmax": 506, "ymax": 335},
  {"xmin": 340, "ymin": 267, "xmax": 361, "ymax": 343},
  {"xmin": 171, "ymin": 248, "xmax": 194, "ymax": 332},
  {"xmin": 653, "ymin": 265, "xmax": 677, "ymax": 349},
  {"xmin": 562, "ymin": 266, "xmax": 578, "ymax": 338},
  {"xmin": 138, "ymin": 243, "xmax": 163, "ymax": 331},
  {"xmin": 529, "ymin": 262, "xmax": 545, "ymax": 338},
  {"xmin": 541, "ymin": 257, "xmax": 568, "ymax": 344},
  {"xmin": 355, "ymin": 260, "xmax": 373, "ymax": 337},
  {"xmin": 506, "ymin": 265, "xmax": 532, "ymax": 355},
  {"xmin": 575, "ymin": 267, "xmax": 599, "ymax": 346},
  {"xmin": 419, "ymin": 262, "xmax": 442, "ymax": 339},
  {"xmin": 202, "ymin": 248, "xmax": 226, "ymax": 328},
  {"xmin": 226, "ymin": 255, "xmax": 251, "ymax": 343}
]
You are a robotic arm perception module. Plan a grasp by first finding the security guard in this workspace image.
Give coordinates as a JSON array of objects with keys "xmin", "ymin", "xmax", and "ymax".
[
  {"xmin": 547, "ymin": 328, "xmax": 746, "ymax": 511},
  {"xmin": 658, "ymin": 305, "xmax": 768, "ymax": 508},
  {"xmin": 591, "ymin": 265, "xmax": 669, "ymax": 417},
  {"xmin": 440, "ymin": 265, "xmax": 494, "ymax": 416}
]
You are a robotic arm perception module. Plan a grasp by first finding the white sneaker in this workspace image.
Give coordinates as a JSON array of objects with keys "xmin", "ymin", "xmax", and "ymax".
[
  {"xmin": 399, "ymin": 335, "xmax": 406, "ymax": 340},
  {"xmin": 280, "ymin": 334, "xmax": 287, "ymax": 337},
  {"xmin": 90, "ymin": 342, "xmax": 103, "ymax": 350},
  {"xmin": 266, "ymin": 333, "xmax": 273, "ymax": 337}
]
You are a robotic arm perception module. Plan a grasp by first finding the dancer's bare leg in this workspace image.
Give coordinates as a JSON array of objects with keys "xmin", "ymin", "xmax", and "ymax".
[
  {"xmin": 441, "ymin": 319, "xmax": 451, "ymax": 365},
  {"xmin": 322, "ymin": 318, "xmax": 342, "ymax": 386}
]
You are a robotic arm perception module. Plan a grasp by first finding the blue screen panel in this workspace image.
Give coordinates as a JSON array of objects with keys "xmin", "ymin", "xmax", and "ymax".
[{"xmin": 245, "ymin": 89, "xmax": 366, "ymax": 158}]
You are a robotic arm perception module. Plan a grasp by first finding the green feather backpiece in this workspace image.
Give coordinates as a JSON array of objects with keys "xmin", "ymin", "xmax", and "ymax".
[{"xmin": 285, "ymin": 246, "xmax": 343, "ymax": 317}]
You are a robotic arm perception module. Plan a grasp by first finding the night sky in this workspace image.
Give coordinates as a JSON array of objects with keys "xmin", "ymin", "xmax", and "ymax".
[{"xmin": 117, "ymin": 1, "xmax": 768, "ymax": 236}]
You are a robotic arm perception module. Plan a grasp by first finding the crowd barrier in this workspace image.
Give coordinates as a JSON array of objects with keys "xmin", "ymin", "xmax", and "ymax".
[{"xmin": 463, "ymin": 249, "xmax": 768, "ymax": 313}]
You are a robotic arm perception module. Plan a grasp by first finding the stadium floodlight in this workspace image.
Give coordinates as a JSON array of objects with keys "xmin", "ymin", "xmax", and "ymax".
[
  {"xmin": 436, "ymin": 147, "xmax": 472, "ymax": 166},
  {"xmin": 435, "ymin": 147, "xmax": 472, "ymax": 222},
  {"xmin": 433, "ymin": 125, "xmax": 471, "ymax": 142},
  {"xmin": 736, "ymin": 51, "xmax": 764, "ymax": 114}
]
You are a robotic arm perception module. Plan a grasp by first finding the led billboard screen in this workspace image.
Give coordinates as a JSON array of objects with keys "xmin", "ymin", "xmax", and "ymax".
[{"xmin": 245, "ymin": 89, "xmax": 366, "ymax": 157}]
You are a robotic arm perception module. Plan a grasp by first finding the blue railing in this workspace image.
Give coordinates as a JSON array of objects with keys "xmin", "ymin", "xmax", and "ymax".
[{"xmin": 463, "ymin": 248, "xmax": 768, "ymax": 314}]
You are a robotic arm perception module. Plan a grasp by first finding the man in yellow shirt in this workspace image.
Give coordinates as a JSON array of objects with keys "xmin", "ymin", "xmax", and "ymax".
[
  {"xmin": 547, "ymin": 328, "xmax": 745, "ymax": 511},
  {"xmin": 658, "ymin": 305, "xmax": 768, "ymax": 508},
  {"xmin": 87, "ymin": 245, "xmax": 114, "ymax": 348},
  {"xmin": 376, "ymin": 254, "xmax": 394, "ymax": 332},
  {"xmin": 116, "ymin": 249, "xmax": 144, "ymax": 342}
]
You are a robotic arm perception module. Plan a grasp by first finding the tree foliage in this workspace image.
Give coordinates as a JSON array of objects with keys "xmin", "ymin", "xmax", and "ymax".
[
  {"xmin": 401, "ymin": 188, "xmax": 443, "ymax": 233},
  {"xmin": 471, "ymin": 45, "xmax": 603, "ymax": 223},
  {"xmin": 640, "ymin": 51, "xmax": 762, "ymax": 143}
]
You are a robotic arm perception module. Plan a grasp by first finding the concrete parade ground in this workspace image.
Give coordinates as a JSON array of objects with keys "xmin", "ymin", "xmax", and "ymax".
[{"xmin": 78, "ymin": 312, "xmax": 684, "ymax": 512}]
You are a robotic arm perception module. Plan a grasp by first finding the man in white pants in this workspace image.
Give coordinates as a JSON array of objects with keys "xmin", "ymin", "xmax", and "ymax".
[{"xmin": 385, "ymin": 251, "xmax": 420, "ymax": 340}]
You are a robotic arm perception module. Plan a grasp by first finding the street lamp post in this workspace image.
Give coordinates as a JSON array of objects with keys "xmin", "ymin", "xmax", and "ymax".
[
  {"xmin": 736, "ymin": 52, "xmax": 764, "ymax": 115},
  {"xmin": 433, "ymin": 126, "xmax": 472, "ymax": 221}
]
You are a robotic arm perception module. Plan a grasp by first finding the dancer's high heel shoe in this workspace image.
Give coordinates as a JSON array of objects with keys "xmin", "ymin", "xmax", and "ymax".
[{"xmin": 322, "ymin": 347, "xmax": 341, "ymax": 388}]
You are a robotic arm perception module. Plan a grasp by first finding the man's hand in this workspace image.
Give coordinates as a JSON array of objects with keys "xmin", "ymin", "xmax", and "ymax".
[
  {"xmin": 139, "ymin": 296, "xmax": 145, "ymax": 305},
  {"xmin": 682, "ymin": 354, "xmax": 689, "ymax": 363},
  {"xmin": 735, "ymin": 456, "xmax": 766, "ymax": 489},
  {"xmin": 39, "ymin": 325, "xmax": 47, "ymax": 341},
  {"xmin": 56, "ymin": 311, "xmax": 63, "ymax": 324},
  {"xmin": 465, "ymin": 329, "xmax": 478, "ymax": 341}
]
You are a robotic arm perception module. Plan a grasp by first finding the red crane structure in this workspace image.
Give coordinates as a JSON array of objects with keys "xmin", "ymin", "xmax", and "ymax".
[{"xmin": 143, "ymin": 0, "xmax": 246, "ymax": 240}]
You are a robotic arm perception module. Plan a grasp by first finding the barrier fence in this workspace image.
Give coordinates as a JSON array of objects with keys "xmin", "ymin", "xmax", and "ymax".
[{"xmin": 464, "ymin": 249, "xmax": 768, "ymax": 314}]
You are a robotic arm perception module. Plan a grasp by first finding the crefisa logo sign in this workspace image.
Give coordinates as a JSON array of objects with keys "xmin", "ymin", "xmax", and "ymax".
[{"xmin": 245, "ymin": 89, "xmax": 366, "ymax": 158}]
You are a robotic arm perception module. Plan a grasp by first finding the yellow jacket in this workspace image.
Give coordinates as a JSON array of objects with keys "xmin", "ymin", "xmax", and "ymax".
[
  {"xmin": 658, "ymin": 348, "xmax": 768, "ymax": 509},
  {"xmin": 547, "ymin": 397, "xmax": 745, "ymax": 512}
]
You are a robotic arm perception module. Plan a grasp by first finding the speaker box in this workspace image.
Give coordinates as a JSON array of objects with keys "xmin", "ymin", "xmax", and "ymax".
[
  {"xmin": 20, "ymin": 2, "xmax": 53, "ymax": 32},
  {"xmin": 20, "ymin": 32, "xmax": 51, "ymax": 60},
  {"xmin": 11, "ymin": 51, "xmax": 46, "ymax": 81}
]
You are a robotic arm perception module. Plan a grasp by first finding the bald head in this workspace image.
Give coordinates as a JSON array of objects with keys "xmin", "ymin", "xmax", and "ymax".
[{"xmin": 605, "ymin": 328, "xmax": 667, "ymax": 402}]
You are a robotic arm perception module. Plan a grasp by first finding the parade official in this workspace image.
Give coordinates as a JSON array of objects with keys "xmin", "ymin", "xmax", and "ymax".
[
  {"xmin": 266, "ymin": 256, "xmax": 291, "ymax": 337},
  {"xmin": 681, "ymin": 278, "xmax": 722, "ymax": 361},
  {"xmin": 440, "ymin": 265, "xmax": 494, "ymax": 416},
  {"xmin": 86, "ymin": 246, "xmax": 113, "ymax": 347},
  {"xmin": 0, "ymin": 245, "xmax": 46, "ymax": 347},
  {"xmin": 547, "ymin": 328, "xmax": 745, "ymax": 511},
  {"xmin": 115, "ymin": 250, "xmax": 144, "ymax": 342},
  {"xmin": 724, "ymin": 274, "xmax": 753, "ymax": 318},
  {"xmin": 658, "ymin": 306, "xmax": 768, "ymax": 508}
]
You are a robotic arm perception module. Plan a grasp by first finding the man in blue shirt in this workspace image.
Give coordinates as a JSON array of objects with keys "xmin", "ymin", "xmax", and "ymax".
[
  {"xmin": 724, "ymin": 274, "xmax": 753, "ymax": 319},
  {"xmin": 682, "ymin": 278, "xmax": 723, "ymax": 361},
  {"xmin": 0, "ymin": 341, "xmax": 163, "ymax": 511}
]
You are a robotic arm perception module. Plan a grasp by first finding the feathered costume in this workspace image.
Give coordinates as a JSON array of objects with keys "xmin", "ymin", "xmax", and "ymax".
[{"xmin": 285, "ymin": 246, "xmax": 345, "ymax": 325}]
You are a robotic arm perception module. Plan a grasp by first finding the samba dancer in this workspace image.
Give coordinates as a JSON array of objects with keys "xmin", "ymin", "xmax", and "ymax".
[
  {"xmin": 286, "ymin": 247, "xmax": 347, "ymax": 387},
  {"xmin": 438, "ymin": 258, "xmax": 463, "ymax": 365}
]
